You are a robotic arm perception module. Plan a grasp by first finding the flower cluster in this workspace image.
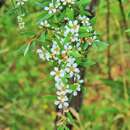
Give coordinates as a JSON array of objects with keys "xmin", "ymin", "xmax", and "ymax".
[
  {"xmin": 36, "ymin": 0, "xmax": 99, "ymax": 111},
  {"xmin": 17, "ymin": 14, "xmax": 25, "ymax": 29},
  {"xmin": 16, "ymin": 0, "xmax": 27, "ymax": 6},
  {"xmin": 44, "ymin": 0, "xmax": 75, "ymax": 14},
  {"xmin": 37, "ymin": 14, "xmax": 99, "ymax": 110},
  {"xmin": 16, "ymin": 0, "xmax": 27, "ymax": 29}
]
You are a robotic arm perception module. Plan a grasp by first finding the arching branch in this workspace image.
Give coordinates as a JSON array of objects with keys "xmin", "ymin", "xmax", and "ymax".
[{"xmin": 54, "ymin": 0, "xmax": 100, "ymax": 130}]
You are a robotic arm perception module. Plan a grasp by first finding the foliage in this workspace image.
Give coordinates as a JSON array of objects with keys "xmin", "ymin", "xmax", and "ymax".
[{"xmin": 0, "ymin": 0, "xmax": 130, "ymax": 130}]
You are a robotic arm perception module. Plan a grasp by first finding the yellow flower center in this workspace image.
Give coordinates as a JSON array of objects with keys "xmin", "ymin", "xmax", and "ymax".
[
  {"xmin": 55, "ymin": 71, "xmax": 61, "ymax": 77},
  {"xmin": 72, "ymin": 24, "xmax": 78, "ymax": 30},
  {"xmin": 54, "ymin": 47, "xmax": 60, "ymax": 52},
  {"xmin": 70, "ymin": 66, "xmax": 75, "ymax": 72}
]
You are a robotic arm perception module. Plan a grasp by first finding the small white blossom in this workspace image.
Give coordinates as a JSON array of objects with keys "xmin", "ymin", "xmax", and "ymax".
[
  {"xmin": 51, "ymin": 41, "xmax": 60, "ymax": 55},
  {"xmin": 39, "ymin": 20, "xmax": 50, "ymax": 28},
  {"xmin": 60, "ymin": 0, "xmax": 75, "ymax": 5},
  {"xmin": 67, "ymin": 57, "xmax": 76, "ymax": 65},
  {"xmin": 66, "ymin": 63, "xmax": 80, "ymax": 77},
  {"xmin": 68, "ymin": 20, "xmax": 79, "ymax": 33},
  {"xmin": 50, "ymin": 67, "xmax": 65, "ymax": 81},
  {"xmin": 16, "ymin": 0, "xmax": 27, "ymax": 6},
  {"xmin": 44, "ymin": 3, "xmax": 57, "ymax": 14},
  {"xmin": 78, "ymin": 15, "xmax": 90, "ymax": 26},
  {"xmin": 56, "ymin": 86, "xmax": 68, "ymax": 96},
  {"xmin": 73, "ymin": 85, "xmax": 81, "ymax": 96},
  {"xmin": 55, "ymin": 95, "xmax": 69, "ymax": 109},
  {"xmin": 71, "ymin": 33, "xmax": 79, "ymax": 42},
  {"xmin": 37, "ymin": 49, "xmax": 45, "ymax": 60},
  {"xmin": 64, "ymin": 20, "xmax": 79, "ymax": 36},
  {"xmin": 17, "ymin": 14, "xmax": 25, "ymax": 29}
]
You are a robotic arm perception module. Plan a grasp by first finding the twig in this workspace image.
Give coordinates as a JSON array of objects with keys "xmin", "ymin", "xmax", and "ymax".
[
  {"xmin": 118, "ymin": 0, "xmax": 130, "ymax": 44},
  {"xmin": 86, "ymin": 0, "xmax": 99, "ymax": 17},
  {"xmin": 117, "ymin": 0, "xmax": 129, "ymax": 101},
  {"xmin": 106, "ymin": 0, "xmax": 112, "ymax": 79}
]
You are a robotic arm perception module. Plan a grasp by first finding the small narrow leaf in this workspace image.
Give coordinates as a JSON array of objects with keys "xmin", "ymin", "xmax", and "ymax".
[{"xmin": 24, "ymin": 43, "xmax": 31, "ymax": 56}]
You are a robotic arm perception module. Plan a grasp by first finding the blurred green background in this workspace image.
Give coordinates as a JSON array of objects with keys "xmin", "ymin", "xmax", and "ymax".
[{"xmin": 0, "ymin": 0, "xmax": 130, "ymax": 130}]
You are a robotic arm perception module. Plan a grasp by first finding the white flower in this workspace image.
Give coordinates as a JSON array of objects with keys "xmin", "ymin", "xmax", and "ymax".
[
  {"xmin": 17, "ymin": 15, "xmax": 23, "ymax": 23},
  {"xmin": 71, "ymin": 33, "xmax": 79, "ymax": 42},
  {"xmin": 18, "ymin": 22, "xmax": 25, "ymax": 29},
  {"xmin": 66, "ymin": 63, "xmax": 80, "ymax": 77},
  {"xmin": 44, "ymin": 3, "xmax": 57, "ymax": 14},
  {"xmin": 55, "ymin": 81, "xmax": 69, "ymax": 109},
  {"xmin": 17, "ymin": 14, "xmax": 25, "ymax": 29},
  {"xmin": 64, "ymin": 43, "xmax": 72, "ymax": 50},
  {"xmin": 61, "ymin": 44, "xmax": 72, "ymax": 61},
  {"xmin": 73, "ymin": 85, "xmax": 81, "ymax": 96},
  {"xmin": 67, "ymin": 57, "xmax": 76, "ymax": 65},
  {"xmin": 51, "ymin": 41, "xmax": 60, "ymax": 55},
  {"xmin": 64, "ymin": 20, "xmax": 79, "ymax": 36},
  {"xmin": 44, "ymin": 52, "xmax": 51, "ymax": 61},
  {"xmin": 68, "ymin": 20, "xmax": 79, "ymax": 33},
  {"xmin": 37, "ymin": 49, "xmax": 45, "ymax": 60},
  {"xmin": 60, "ymin": 0, "xmax": 75, "ymax": 5},
  {"xmin": 56, "ymin": 87, "xmax": 68, "ymax": 96},
  {"xmin": 73, "ymin": 74, "xmax": 84, "ymax": 83},
  {"xmin": 16, "ymin": 0, "xmax": 27, "ymax": 6},
  {"xmin": 39, "ymin": 20, "xmax": 50, "ymax": 28},
  {"xmin": 75, "ymin": 41, "xmax": 82, "ymax": 50},
  {"xmin": 78, "ymin": 15, "xmax": 90, "ymax": 26},
  {"xmin": 55, "ymin": 96, "xmax": 69, "ymax": 109},
  {"xmin": 55, "ymin": 0, "xmax": 63, "ymax": 10},
  {"xmin": 87, "ymin": 26, "xmax": 93, "ymax": 32},
  {"xmin": 50, "ymin": 67, "xmax": 65, "ymax": 81},
  {"xmin": 64, "ymin": 26, "xmax": 70, "ymax": 36},
  {"xmin": 45, "ymin": 52, "xmax": 59, "ymax": 61},
  {"xmin": 55, "ymin": 81, "xmax": 64, "ymax": 89}
]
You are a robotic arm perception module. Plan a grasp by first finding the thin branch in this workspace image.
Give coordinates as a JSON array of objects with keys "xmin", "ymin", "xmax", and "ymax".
[
  {"xmin": 118, "ymin": 0, "xmax": 130, "ymax": 44},
  {"xmin": 55, "ymin": 0, "xmax": 100, "ymax": 130},
  {"xmin": 106, "ymin": 0, "xmax": 112, "ymax": 79},
  {"xmin": 86, "ymin": 0, "xmax": 100, "ymax": 17}
]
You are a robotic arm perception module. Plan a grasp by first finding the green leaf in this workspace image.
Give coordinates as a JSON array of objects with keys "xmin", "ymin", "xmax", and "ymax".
[
  {"xmin": 65, "ymin": 7, "xmax": 74, "ymax": 19},
  {"xmin": 68, "ymin": 49, "xmax": 81, "ymax": 58},
  {"xmin": 71, "ymin": 84, "xmax": 78, "ymax": 91},
  {"xmin": 125, "ymin": 28, "xmax": 130, "ymax": 33},
  {"xmin": 58, "ymin": 126, "xmax": 65, "ymax": 130},
  {"xmin": 64, "ymin": 126, "xmax": 70, "ymax": 130},
  {"xmin": 79, "ymin": 0, "xmax": 90, "ymax": 5},
  {"xmin": 24, "ymin": 43, "xmax": 31, "ymax": 56},
  {"xmin": 93, "ymin": 41, "xmax": 108, "ymax": 51},
  {"xmin": 128, "ymin": 12, "xmax": 130, "ymax": 18},
  {"xmin": 38, "ymin": 13, "xmax": 53, "ymax": 21},
  {"xmin": 21, "ymin": 31, "xmax": 35, "ymax": 37},
  {"xmin": 43, "ymin": 95, "xmax": 56, "ymax": 101},
  {"xmin": 79, "ymin": 26, "xmax": 89, "ymax": 33},
  {"xmin": 67, "ymin": 112, "xmax": 74, "ymax": 124},
  {"xmin": 80, "ymin": 59, "xmax": 96, "ymax": 67},
  {"xmin": 39, "ymin": 32, "xmax": 46, "ymax": 42},
  {"xmin": 82, "ymin": 42, "xmax": 89, "ymax": 50}
]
